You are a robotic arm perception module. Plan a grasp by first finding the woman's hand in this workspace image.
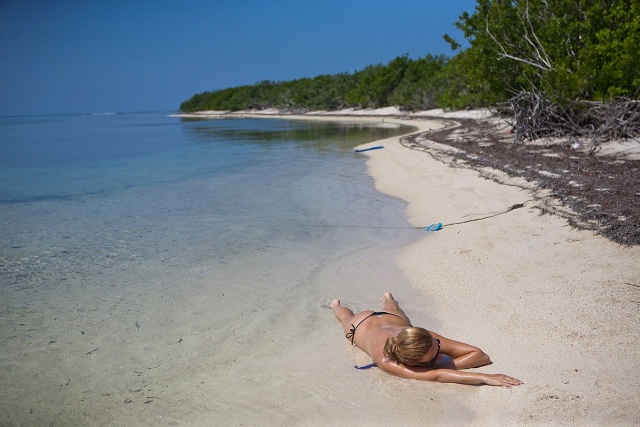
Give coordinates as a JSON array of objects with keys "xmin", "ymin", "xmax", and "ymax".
[{"xmin": 481, "ymin": 374, "xmax": 523, "ymax": 387}]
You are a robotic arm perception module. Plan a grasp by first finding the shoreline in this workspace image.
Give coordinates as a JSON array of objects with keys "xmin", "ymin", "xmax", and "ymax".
[
  {"xmin": 357, "ymin": 115, "xmax": 639, "ymax": 425},
  {"xmin": 364, "ymin": 120, "xmax": 640, "ymax": 425},
  {"xmin": 184, "ymin": 109, "xmax": 640, "ymax": 425}
]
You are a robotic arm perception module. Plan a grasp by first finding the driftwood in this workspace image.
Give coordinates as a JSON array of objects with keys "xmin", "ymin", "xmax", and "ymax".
[{"xmin": 499, "ymin": 90, "xmax": 640, "ymax": 144}]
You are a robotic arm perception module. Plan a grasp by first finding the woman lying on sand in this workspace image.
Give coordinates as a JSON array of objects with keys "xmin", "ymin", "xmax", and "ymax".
[{"xmin": 331, "ymin": 292, "xmax": 522, "ymax": 387}]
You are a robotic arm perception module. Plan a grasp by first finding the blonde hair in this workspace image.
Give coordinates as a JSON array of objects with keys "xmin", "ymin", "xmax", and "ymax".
[{"xmin": 383, "ymin": 327, "xmax": 433, "ymax": 364}]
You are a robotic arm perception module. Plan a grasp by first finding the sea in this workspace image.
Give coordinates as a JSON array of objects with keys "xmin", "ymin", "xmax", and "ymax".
[
  {"xmin": 0, "ymin": 112, "xmax": 431, "ymax": 424},
  {"xmin": 0, "ymin": 112, "xmax": 416, "ymax": 288}
]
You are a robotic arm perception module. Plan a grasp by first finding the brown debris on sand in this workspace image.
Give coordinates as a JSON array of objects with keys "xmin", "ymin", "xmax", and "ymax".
[{"xmin": 401, "ymin": 116, "xmax": 640, "ymax": 246}]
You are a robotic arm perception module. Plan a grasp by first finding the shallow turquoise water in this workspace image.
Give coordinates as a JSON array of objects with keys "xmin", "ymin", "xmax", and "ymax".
[
  {"xmin": 0, "ymin": 112, "xmax": 416, "ymax": 292},
  {"xmin": 0, "ymin": 112, "xmax": 430, "ymax": 424}
]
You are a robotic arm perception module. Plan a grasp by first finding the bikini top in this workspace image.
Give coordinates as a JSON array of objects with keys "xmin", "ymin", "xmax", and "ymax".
[{"xmin": 346, "ymin": 311, "xmax": 409, "ymax": 345}]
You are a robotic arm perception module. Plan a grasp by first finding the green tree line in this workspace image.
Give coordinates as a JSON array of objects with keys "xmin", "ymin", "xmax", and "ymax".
[
  {"xmin": 180, "ymin": 54, "xmax": 449, "ymax": 112},
  {"xmin": 180, "ymin": 0, "xmax": 639, "ymax": 113}
]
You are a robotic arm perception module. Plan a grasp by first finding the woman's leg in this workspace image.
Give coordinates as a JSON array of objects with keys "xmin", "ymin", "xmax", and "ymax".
[
  {"xmin": 383, "ymin": 292, "xmax": 402, "ymax": 311},
  {"xmin": 383, "ymin": 292, "xmax": 411, "ymax": 323},
  {"xmin": 330, "ymin": 299, "xmax": 358, "ymax": 335}
]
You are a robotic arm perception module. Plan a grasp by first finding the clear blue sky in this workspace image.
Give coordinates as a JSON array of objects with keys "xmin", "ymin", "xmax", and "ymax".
[{"xmin": 0, "ymin": 1, "xmax": 477, "ymax": 116}]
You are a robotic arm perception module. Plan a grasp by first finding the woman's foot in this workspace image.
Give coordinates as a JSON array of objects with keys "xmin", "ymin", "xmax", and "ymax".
[
  {"xmin": 383, "ymin": 292, "xmax": 403, "ymax": 313},
  {"xmin": 330, "ymin": 298, "xmax": 354, "ymax": 322}
]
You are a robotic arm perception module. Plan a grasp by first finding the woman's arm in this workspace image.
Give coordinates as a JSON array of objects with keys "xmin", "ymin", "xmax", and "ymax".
[
  {"xmin": 429, "ymin": 369, "xmax": 522, "ymax": 386},
  {"xmin": 429, "ymin": 331, "xmax": 491, "ymax": 370},
  {"xmin": 372, "ymin": 331, "xmax": 522, "ymax": 386},
  {"xmin": 378, "ymin": 360, "xmax": 522, "ymax": 387}
]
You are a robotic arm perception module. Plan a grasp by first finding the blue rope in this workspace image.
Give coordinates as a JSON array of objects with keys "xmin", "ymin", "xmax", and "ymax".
[{"xmin": 354, "ymin": 363, "xmax": 377, "ymax": 370}]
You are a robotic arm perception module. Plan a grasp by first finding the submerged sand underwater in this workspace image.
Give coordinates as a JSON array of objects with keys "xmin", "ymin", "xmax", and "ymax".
[{"xmin": 1, "ymin": 116, "xmax": 442, "ymax": 425}]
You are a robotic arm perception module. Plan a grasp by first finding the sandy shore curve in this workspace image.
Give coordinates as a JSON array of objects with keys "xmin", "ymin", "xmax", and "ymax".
[
  {"xmin": 166, "ymin": 110, "xmax": 640, "ymax": 424},
  {"xmin": 357, "ymin": 114, "xmax": 639, "ymax": 426},
  {"xmin": 225, "ymin": 109, "xmax": 640, "ymax": 425}
]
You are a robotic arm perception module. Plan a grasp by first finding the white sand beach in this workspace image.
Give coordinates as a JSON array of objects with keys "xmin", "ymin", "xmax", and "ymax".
[
  {"xmin": 3, "ymin": 110, "xmax": 638, "ymax": 426},
  {"xmin": 362, "ymin": 118, "xmax": 640, "ymax": 426}
]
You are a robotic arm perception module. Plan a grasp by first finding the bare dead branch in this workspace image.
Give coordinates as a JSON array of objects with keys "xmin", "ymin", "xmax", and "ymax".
[
  {"xmin": 499, "ymin": 90, "xmax": 640, "ymax": 143},
  {"xmin": 485, "ymin": 1, "xmax": 554, "ymax": 71}
]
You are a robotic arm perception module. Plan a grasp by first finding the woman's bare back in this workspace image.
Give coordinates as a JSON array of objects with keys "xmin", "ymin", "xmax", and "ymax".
[{"xmin": 335, "ymin": 293, "xmax": 412, "ymax": 359}]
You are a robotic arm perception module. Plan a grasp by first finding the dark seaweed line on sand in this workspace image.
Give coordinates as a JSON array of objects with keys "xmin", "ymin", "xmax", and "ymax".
[{"xmin": 399, "ymin": 117, "xmax": 640, "ymax": 246}]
